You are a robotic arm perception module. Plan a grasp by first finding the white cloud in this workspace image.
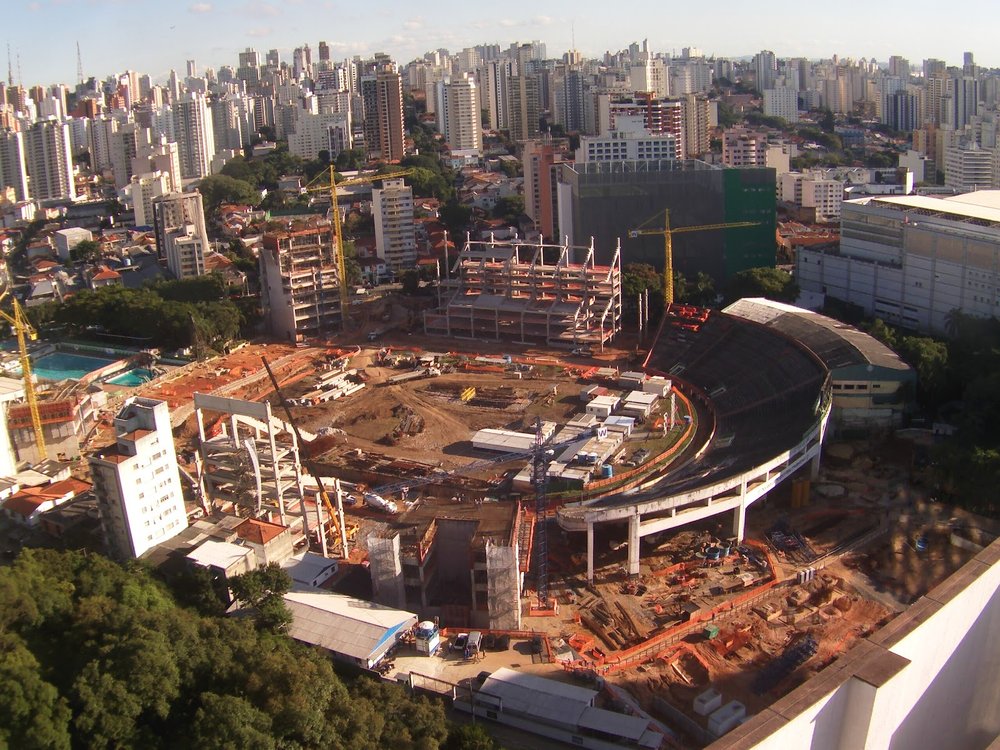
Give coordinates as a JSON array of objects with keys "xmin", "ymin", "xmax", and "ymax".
[
  {"xmin": 532, "ymin": 15, "xmax": 554, "ymax": 26},
  {"xmin": 245, "ymin": 1, "xmax": 280, "ymax": 16},
  {"xmin": 403, "ymin": 17, "xmax": 424, "ymax": 30},
  {"xmin": 189, "ymin": 2, "xmax": 212, "ymax": 12},
  {"xmin": 247, "ymin": 26, "xmax": 273, "ymax": 37}
]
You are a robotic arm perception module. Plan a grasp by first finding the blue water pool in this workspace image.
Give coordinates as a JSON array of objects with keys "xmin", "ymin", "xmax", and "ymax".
[
  {"xmin": 30, "ymin": 352, "xmax": 119, "ymax": 381},
  {"xmin": 107, "ymin": 368, "xmax": 156, "ymax": 387}
]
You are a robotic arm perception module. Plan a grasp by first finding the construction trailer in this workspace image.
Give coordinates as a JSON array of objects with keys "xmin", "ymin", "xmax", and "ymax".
[{"xmin": 424, "ymin": 237, "xmax": 622, "ymax": 347}]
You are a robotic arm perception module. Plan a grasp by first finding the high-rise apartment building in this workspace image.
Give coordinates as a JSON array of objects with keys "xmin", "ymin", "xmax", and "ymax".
[
  {"xmin": 89, "ymin": 397, "xmax": 186, "ymax": 559},
  {"xmin": 883, "ymin": 90, "xmax": 920, "ymax": 132},
  {"xmin": 24, "ymin": 119, "xmax": 76, "ymax": 201},
  {"xmin": 132, "ymin": 138, "xmax": 182, "ymax": 192},
  {"xmin": 372, "ymin": 178, "xmax": 416, "ymax": 271},
  {"xmin": 508, "ymin": 74, "xmax": 540, "ymax": 142},
  {"xmin": 437, "ymin": 74, "xmax": 482, "ymax": 154},
  {"xmin": 482, "ymin": 60, "xmax": 513, "ymax": 131},
  {"xmin": 362, "ymin": 64, "xmax": 405, "ymax": 161},
  {"xmin": 523, "ymin": 139, "xmax": 570, "ymax": 242},
  {"xmin": 753, "ymin": 50, "xmax": 777, "ymax": 92},
  {"xmin": 152, "ymin": 191, "xmax": 209, "ymax": 279},
  {"xmin": 763, "ymin": 86, "xmax": 799, "ymax": 123},
  {"xmin": 173, "ymin": 92, "xmax": 216, "ymax": 179},
  {"xmin": 124, "ymin": 171, "xmax": 170, "ymax": 227},
  {"xmin": 682, "ymin": 94, "xmax": 714, "ymax": 158},
  {"xmin": 260, "ymin": 220, "xmax": 341, "ymax": 341},
  {"xmin": 0, "ymin": 130, "xmax": 29, "ymax": 202}
]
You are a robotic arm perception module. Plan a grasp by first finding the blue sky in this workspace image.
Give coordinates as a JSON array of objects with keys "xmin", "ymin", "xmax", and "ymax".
[{"xmin": 7, "ymin": 0, "xmax": 998, "ymax": 87}]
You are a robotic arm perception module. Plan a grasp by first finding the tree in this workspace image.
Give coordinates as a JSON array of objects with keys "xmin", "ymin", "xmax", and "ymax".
[
  {"xmin": 492, "ymin": 195, "xmax": 524, "ymax": 223},
  {"xmin": 69, "ymin": 239, "xmax": 102, "ymax": 265},
  {"xmin": 400, "ymin": 269, "xmax": 421, "ymax": 296},
  {"xmin": 0, "ymin": 634, "xmax": 72, "ymax": 750},
  {"xmin": 723, "ymin": 267, "xmax": 799, "ymax": 305},
  {"xmin": 229, "ymin": 563, "xmax": 292, "ymax": 632},
  {"xmin": 621, "ymin": 263, "xmax": 665, "ymax": 323},
  {"xmin": 190, "ymin": 693, "xmax": 276, "ymax": 750},
  {"xmin": 444, "ymin": 724, "xmax": 500, "ymax": 750},
  {"xmin": 440, "ymin": 199, "xmax": 472, "ymax": 237},
  {"xmin": 198, "ymin": 174, "xmax": 260, "ymax": 211}
]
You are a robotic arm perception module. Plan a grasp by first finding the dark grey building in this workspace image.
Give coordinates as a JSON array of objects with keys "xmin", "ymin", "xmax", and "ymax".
[{"xmin": 556, "ymin": 159, "xmax": 776, "ymax": 282}]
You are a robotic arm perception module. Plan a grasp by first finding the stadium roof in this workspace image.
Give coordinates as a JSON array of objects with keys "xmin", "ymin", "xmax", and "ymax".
[{"xmin": 724, "ymin": 298, "xmax": 910, "ymax": 373}]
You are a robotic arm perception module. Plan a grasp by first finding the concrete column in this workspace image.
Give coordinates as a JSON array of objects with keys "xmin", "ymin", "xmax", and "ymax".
[
  {"xmin": 733, "ymin": 500, "xmax": 747, "ymax": 541},
  {"xmin": 586, "ymin": 522, "xmax": 595, "ymax": 583},
  {"xmin": 627, "ymin": 514, "xmax": 641, "ymax": 577}
]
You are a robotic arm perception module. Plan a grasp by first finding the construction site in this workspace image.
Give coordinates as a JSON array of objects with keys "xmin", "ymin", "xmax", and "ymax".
[{"xmin": 15, "ymin": 253, "xmax": 987, "ymax": 748}]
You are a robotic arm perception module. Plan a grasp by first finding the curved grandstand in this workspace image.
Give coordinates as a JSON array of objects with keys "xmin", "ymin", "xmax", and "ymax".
[{"xmin": 557, "ymin": 304, "xmax": 833, "ymax": 580}]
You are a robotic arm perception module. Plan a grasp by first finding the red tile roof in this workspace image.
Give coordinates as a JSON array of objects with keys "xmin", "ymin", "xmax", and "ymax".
[
  {"xmin": 2, "ymin": 495, "xmax": 45, "ymax": 517},
  {"xmin": 236, "ymin": 518, "xmax": 287, "ymax": 545}
]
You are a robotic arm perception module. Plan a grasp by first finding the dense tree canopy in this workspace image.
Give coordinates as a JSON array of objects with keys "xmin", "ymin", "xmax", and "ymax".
[
  {"xmin": 723, "ymin": 267, "xmax": 799, "ymax": 305},
  {"xmin": 198, "ymin": 174, "xmax": 261, "ymax": 211},
  {"xmin": 0, "ymin": 548, "xmax": 478, "ymax": 750},
  {"xmin": 27, "ymin": 275, "xmax": 247, "ymax": 353}
]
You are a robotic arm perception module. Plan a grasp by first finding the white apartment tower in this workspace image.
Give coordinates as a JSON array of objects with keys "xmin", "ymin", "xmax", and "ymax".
[
  {"xmin": 89, "ymin": 397, "xmax": 187, "ymax": 559},
  {"xmin": 372, "ymin": 178, "xmax": 416, "ymax": 271},
  {"xmin": 764, "ymin": 86, "xmax": 799, "ymax": 123},
  {"xmin": 438, "ymin": 74, "xmax": 483, "ymax": 154},
  {"xmin": 24, "ymin": 119, "xmax": 76, "ymax": 201},
  {"xmin": 173, "ymin": 92, "xmax": 216, "ymax": 179},
  {"xmin": 0, "ymin": 130, "xmax": 29, "ymax": 202},
  {"xmin": 152, "ymin": 191, "xmax": 209, "ymax": 279}
]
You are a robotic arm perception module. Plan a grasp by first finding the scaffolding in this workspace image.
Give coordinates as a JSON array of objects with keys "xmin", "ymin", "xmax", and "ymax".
[
  {"xmin": 368, "ymin": 533, "xmax": 406, "ymax": 609},
  {"xmin": 424, "ymin": 236, "xmax": 622, "ymax": 347},
  {"xmin": 193, "ymin": 393, "xmax": 311, "ymax": 540}
]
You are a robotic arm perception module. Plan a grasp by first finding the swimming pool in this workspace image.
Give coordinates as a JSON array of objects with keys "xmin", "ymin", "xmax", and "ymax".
[
  {"xmin": 30, "ymin": 352, "xmax": 120, "ymax": 381},
  {"xmin": 107, "ymin": 368, "xmax": 156, "ymax": 387}
]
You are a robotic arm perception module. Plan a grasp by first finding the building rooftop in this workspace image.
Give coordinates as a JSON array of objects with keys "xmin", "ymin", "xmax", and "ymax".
[
  {"xmin": 853, "ymin": 192, "xmax": 1000, "ymax": 226},
  {"xmin": 283, "ymin": 590, "xmax": 416, "ymax": 662},
  {"xmin": 236, "ymin": 517, "xmax": 287, "ymax": 545},
  {"xmin": 186, "ymin": 540, "xmax": 253, "ymax": 570}
]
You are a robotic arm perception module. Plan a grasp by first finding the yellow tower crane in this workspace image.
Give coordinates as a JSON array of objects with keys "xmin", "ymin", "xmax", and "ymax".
[
  {"xmin": 303, "ymin": 166, "xmax": 413, "ymax": 327},
  {"xmin": 629, "ymin": 209, "xmax": 760, "ymax": 308},
  {"xmin": 0, "ymin": 290, "xmax": 46, "ymax": 460}
]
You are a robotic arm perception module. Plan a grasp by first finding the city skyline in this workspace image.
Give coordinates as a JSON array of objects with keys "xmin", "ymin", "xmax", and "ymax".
[{"xmin": 7, "ymin": 0, "xmax": 1000, "ymax": 87}]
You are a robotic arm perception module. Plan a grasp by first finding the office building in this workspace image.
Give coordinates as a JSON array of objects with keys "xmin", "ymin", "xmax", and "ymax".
[
  {"xmin": 798, "ymin": 192, "xmax": 1000, "ymax": 334},
  {"xmin": 372, "ymin": 178, "xmax": 416, "ymax": 271},
  {"xmin": 24, "ymin": 119, "xmax": 76, "ymax": 201},
  {"xmin": 557, "ymin": 159, "xmax": 776, "ymax": 281},
  {"xmin": 944, "ymin": 142, "xmax": 994, "ymax": 192},
  {"xmin": 151, "ymin": 191, "xmax": 209, "ymax": 279},
  {"xmin": 260, "ymin": 219, "xmax": 341, "ymax": 341},
  {"xmin": 89, "ymin": 397, "xmax": 186, "ymax": 559}
]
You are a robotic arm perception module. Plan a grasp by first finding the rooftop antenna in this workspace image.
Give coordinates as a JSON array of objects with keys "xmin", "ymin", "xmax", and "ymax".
[
  {"xmin": 571, "ymin": 22, "xmax": 576, "ymax": 53},
  {"xmin": 6, "ymin": 43, "xmax": 11, "ymax": 87},
  {"xmin": 76, "ymin": 41, "xmax": 83, "ymax": 84},
  {"xmin": 16, "ymin": 52, "xmax": 21, "ymax": 87}
]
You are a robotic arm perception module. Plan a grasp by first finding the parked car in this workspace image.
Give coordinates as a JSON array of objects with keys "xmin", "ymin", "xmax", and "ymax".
[
  {"xmin": 451, "ymin": 633, "xmax": 469, "ymax": 652},
  {"xmin": 571, "ymin": 347, "xmax": 594, "ymax": 357}
]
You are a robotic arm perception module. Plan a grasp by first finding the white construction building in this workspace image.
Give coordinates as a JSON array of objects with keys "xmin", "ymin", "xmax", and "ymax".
[{"xmin": 89, "ymin": 397, "xmax": 187, "ymax": 559}]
